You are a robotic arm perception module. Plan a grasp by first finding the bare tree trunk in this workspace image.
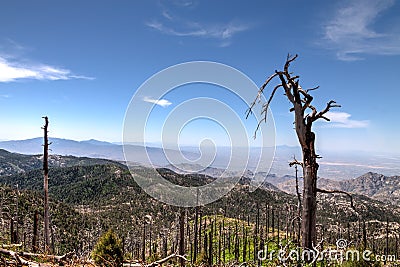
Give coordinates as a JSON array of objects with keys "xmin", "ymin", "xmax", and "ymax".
[
  {"xmin": 277, "ymin": 209, "xmax": 280, "ymax": 245},
  {"xmin": 208, "ymin": 221, "xmax": 213, "ymax": 267},
  {"xmin": 302, "ymin": 163, "xmax": 317, "ymax": 249},
  {"xmin": 242, "ymin": 223, "xmax": 247, "ymax": 262},
  {"xmin": 386, "ymin": 218, "xmax": 389, "ymax": 265},
  {"xmin": 363, "ymin": 220, "xmax": 367, "ymax": 250},
  {"xmin": 234, "ymin": 220, "xmax": 239, "ymax": 262},
  {"xmin": 10, "ymin": 219, "xmax": 15, "ymax": 244},
  {"xmin": 218, "ymin": 222, "xmax": 222, "ymax": 265},
  {"xmin": 32, "ymin": 210, "xmax": 38, "ymax": 253},
  {"xmin": 14, "ymin": 185, "xmax": 19, "ymax": 244},
  {"xmin": 42, "ymin": 116, "xmax": 51, "ymax": 253},
  {"xmin": 198, "ymin": 210, "xmax": 202, "ymax": 256},
  {"xmin": 193, "ymin": 207, "xmax": 198, "ymax": 263},
  {"xmin": 179, "ymin": 209, "xmax": 185, "ymax": 267},
  {"xmin": 271, "ymin": 208, "xmax": 274, "ymax": 238},
  {"xmin": 290, "ymin": 159, "xmax": 302, "ymax": 245},
  {"xmin": 142, "ymin": 223, "xmax": 146, "ymax": 262},
  {"xmin": 265, "ymin": 203, "xmax": 269, "ymax": 238}
]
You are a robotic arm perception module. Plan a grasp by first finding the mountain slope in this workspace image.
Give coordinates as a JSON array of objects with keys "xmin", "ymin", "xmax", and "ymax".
[
  {"xmin": 0, "ymin": 148, "xmax": 122, "ymax": 176},
  {"xmin": 1, "ymin": 163, "xmax": 398, "ymax": 223},
  {"xmin": 275, "ymin": 172, "xmax": 400, "ymax": 206},
  {"xmin": 340, "ymin": 172, "xmax": 400, "ymax": 205},
  {"xmin": 0, "ymin": 137, "xmax": 199, "ymax": 166},
  {"xmin": 0, "ymin": 184, "xmax": 92, "ymax": 253}
]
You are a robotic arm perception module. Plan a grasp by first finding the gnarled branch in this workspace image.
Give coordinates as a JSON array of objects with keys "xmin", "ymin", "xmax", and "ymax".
[
  {"xmin": 311, "ymin": 100, "xmax": 341, "ymax": 123},
  {"xmin": 316, "ymin": 188, "xmax": 355, "ymax": 210}
]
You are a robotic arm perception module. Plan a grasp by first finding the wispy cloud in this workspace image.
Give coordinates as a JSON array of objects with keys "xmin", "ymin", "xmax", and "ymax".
[
  {"xmin": 0, "ymin": 56, "xmax": 94, "ymax": 82},
  {"xmin": 162, "ymin": 10, "xmax": 174, "ymax": 20},
  {"xmin": 143, "ymin": 96, "xmax": 172, "ymax": 108},
  {"xmin": 170, "ymin": 0, "xmax": 196, "ymax": 8},
  {"xmin": 0, "ymin": 94, "xmax": 10, "ymax": 98},
  {"xmin": 323, "ymin": 0, "xmax": 400, "ymax": 60},
  {"xmin": 146, "ymin": 2, "xmax": 250, "ymax": 46},
  {"xmin": 146, "ymin": 20, "xmax": 248, "ymax": 43},
  {"xmin": 325, "ymin": 111, "xmax": 369, "ymax": 128}
]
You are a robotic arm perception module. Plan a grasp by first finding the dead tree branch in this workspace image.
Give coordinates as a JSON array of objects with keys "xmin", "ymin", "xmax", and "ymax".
[
  {"xmin": 0, "ymin": 248, "xmax": 38, "ymax": 267},
  {"xmin": 123, "ymin": 253, "xmax": 189, "ymax": 267},
  {"xmin": 0, "ymin": 248, "xmax": 74, "ymax": 266},
  {"xmin": 316, "ymin": 188, "xmax": 355, "ymax": 210}
]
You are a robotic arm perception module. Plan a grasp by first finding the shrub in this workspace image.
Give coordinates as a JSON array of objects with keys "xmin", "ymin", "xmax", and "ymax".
[{"xmin": 92, "ymin": 229, "xmax": 123, "ymax": 267}]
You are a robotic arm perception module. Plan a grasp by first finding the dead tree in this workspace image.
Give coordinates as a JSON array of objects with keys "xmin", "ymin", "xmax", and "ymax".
[
  {"xmin": 179, "ymin": 209, "xmax": 185, "ymax": 267},
  {"xmin": 32, "ymin": 210, "xmax": 39, "ymax": 253},
  {"xmin": 193, "ymin": 207, "xmax": 199, "ymax": 262},
  {"xmin": 247, "ymin": 54, "xmax": 341, "ymax": 249},
  {"xmin": 290, "ymin": 156, "xmax": 302, "ymax": 245},
  {"xmin": 42, "ymin": 116, "xmax": 51, "ymax": 252}
]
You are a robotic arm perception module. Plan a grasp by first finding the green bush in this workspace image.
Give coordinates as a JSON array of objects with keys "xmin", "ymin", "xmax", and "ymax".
[{"xmin": 92, "ymin": 229, "xmax": 123, "ymax": 267}]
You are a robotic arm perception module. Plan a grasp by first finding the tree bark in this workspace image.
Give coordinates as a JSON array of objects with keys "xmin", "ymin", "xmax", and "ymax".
[{"xmin": 302, "ymin": 163, "xmax": 317, "ymax": 249}]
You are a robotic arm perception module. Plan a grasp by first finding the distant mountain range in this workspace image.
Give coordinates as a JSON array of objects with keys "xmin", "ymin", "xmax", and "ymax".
[
  {"xmin": 1, "ymin": 147, "xmax": 399, "ymax": 207},
  {"xmin": 0, "ymin": 137, "xmax": 198, "ymax": 168},
  {"xmin": 1, "ymin": 137, "xmax": 399, "ymax": 180},
  {"xmin": 1, "ymin": 150, "xmax": 399, "ymax": 233},
  {"xmin": 272, "ymin": 172, "xmax": 400, "ymax": 206}
]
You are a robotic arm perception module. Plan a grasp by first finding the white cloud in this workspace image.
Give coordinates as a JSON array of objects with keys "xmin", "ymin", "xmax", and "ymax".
[
  {"xmin": 323, "ymin": 0, "xmax": 400, "ymax": 60},
  {"xmin": 325, "ymin": 111, "xmax": 369, "ymax": 128},
  {"xmin": 0, "ymin": 56, "xmax": 94, "ymax": 82},
  {"xmin": 146, "ymin": 20, "xmax": 248, "ymax": 41},
  {"xmin": 143, "ymin": 96, "xmax": 172, "ymax": 108},
  {"xmin": 162, "ymin": 10, "xmax": 174, "ymax": 20},
  {"xmin": 146, "ymin": 2, "xmax": 250, "ymax": 47}
]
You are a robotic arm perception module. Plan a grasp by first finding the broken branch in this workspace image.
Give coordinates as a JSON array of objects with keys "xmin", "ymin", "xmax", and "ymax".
[{"xmin": 316, "ymin": 188, "xmax": 355, "ymax": 210}]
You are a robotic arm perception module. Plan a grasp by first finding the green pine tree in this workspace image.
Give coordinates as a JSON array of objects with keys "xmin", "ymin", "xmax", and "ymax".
[{"xmin": 92, "ymin": 229, "xmax": 123, "ymax": 267}]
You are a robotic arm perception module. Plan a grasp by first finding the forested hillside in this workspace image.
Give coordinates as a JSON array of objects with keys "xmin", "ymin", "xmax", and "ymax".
[{"xmin": 1, "ymin": 151, "xmax": 400, "ymax": 265}]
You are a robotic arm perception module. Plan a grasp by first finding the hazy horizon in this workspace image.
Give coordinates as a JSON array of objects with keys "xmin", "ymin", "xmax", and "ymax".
[{"xmin": 1, "ymin": 1, "xmax": 400, "ymax": 154}]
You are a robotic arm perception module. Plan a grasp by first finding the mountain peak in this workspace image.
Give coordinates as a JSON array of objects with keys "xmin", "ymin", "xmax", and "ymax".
[{"xmin": 81, "ymin": 139, "xmax": 114, "ymax": 146}]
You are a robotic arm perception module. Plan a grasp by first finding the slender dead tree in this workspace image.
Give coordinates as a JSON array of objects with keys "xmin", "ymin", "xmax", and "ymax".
[
  {"xmin": 193, "ymin": 207, "xmax": 199, "ymax": 262},
  {"xmin": 247, "ymin": 54, "xmax": 341, "ymax": 249},
  {"xmin": 290, "ymin": 156, "xmax": 302, "ymax": 245},
  {"xmin": 32, "ymin": 210, "xmax": 39, "ymax": 253},
  {"xmin": 179, "ymin": 209, "xmax": 185, "ymax": 267},
  {"xmin": 42, "ymin": 116, "xmax": 51, "ymax": 252}
]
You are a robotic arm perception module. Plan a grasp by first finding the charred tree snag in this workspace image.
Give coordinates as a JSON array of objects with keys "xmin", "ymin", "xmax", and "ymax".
[
  {"xmin": 290, "ymin": 157, "xmax": 302, "ymax": 245},
  {"xmin": 32, "ymin": 210, "xmax": 39, "ymax": 253},
  {"xmin": 42, "ymin": 116, "xmax": 51, "ymax": 253},
  {"xmin": 179, "ymin": 209, "xmax": 185, "ymax": 267},
  {"xmin": 247, "ymin": 54, "xmax": 340, "ymax": 250},
  {"xmin": 193, "ymin": 207, "xmax": 199, "ymax": 263}
]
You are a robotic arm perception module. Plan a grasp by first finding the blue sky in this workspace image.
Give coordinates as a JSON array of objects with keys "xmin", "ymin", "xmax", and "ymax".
[{"xmin": 0, "ymin": 0, "xmax": 399, "ymax": 153}]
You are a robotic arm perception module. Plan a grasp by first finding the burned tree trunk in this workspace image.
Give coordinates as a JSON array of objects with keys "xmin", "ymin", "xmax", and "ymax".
[
  {"xmin": 193, "ymin": 207, "xmax": 199, "ymax": 262},
  {"xmin": 179, "ymin": 209, "xmax": 185, "ymax": 267},
  {"xmin": 292, "ymin": 159, "xmax": 302, "ymax": 244},
  {"xmin": 247, "ymin": 54, "xmax": 340, "ymax": 250},
  {"xmin": 42, "ymin": 116, "xmax": 51, "ymax": 253},
  {"xmin": 32, "ymin": 210, "xmax": 39, "ymax": 253}
]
